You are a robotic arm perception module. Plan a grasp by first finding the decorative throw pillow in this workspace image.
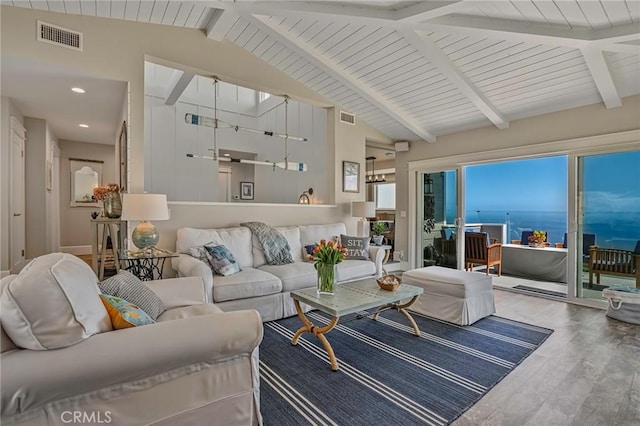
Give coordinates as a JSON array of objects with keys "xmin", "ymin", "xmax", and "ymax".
[
  {"xmin": 0, "ymin": 253, "xmax": 112, "ymax": 350},
  {"xmin": 205, "ymin": 245, "xmax": 241, "ymax": 276},
  {"xmin": 340, "ymin": 235, "xmax": 370, "ymax": 260},
  {"xmin": 302, "ymin": 244, "xmax": 316, "ymax": 261},
  {"xmin": 99, "ymin": 270, "xmax": 166, "ymax": 320},
  {"xmin": 187, "ymin": 241, "xmax": 218, "ymax": 266},
  {"xmin": 100, "ymin": 294, "xmax": 156, "ymax": 329}
]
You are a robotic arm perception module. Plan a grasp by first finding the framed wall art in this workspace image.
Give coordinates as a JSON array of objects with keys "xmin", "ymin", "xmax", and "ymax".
[
  {"xmin": 342, "ymin": 161, "xmax": 360, "ymax": 193},
  {"xmin": 240, "ymin": 181, "xmax": 254, "ymax": 200}
]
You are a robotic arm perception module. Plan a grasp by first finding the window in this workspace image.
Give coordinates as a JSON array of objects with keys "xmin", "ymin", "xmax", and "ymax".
[
  {"xmin": 376, "ymin": 183, "xmax": 395, "ymax": 209},
  {"xmin": 259, "ymin": 91, "xmax": 271, "ymax": 102}
]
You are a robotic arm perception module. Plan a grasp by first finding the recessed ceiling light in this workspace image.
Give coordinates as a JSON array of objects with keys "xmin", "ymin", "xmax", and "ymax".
[
  {"xmin": 78, "ymin": 124, "xmax": 89, "ymax": 128},
  {"xmin": 385, "ymin": 152, "xmax": 395, "ymax": 158},
  {"xmin": 71, "ymin": 87, "xmax": 85, "ymax": 94},
  {"xmin": 223, "ymin": 153, "xmax": 230, "ymax": 157}
]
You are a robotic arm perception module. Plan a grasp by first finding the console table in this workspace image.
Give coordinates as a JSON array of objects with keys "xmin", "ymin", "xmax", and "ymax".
[
  {"xmin": 502, "ymin": 244, "xmax": 568, "ymax": 283},
  {"xmin": 90, "ymin": 218, "xmax": 125, "ymax": 280}
]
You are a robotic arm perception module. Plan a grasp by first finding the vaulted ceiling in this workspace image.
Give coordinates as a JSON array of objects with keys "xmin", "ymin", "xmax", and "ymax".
[{"xmin": 4, "ymin": 1, "xmax": 639, "ymax": 143}]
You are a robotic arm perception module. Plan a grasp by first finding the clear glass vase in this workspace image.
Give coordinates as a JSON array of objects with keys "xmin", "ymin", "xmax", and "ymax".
[
  {"xmin": 103, "ymin": 192, "xmax": 122, "ymax": 218},
  {"xmin": 317, "ymin": 263, "xmax": 337, "ymax": 295}
]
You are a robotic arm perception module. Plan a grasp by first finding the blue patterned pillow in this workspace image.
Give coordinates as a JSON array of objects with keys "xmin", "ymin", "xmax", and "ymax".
[
  {"xmin": 204, "ymin": 245, "xmax": 241, "ymax": 276},
  {"xmin": 100, "ymin": 294, "xmax": 156, "ymax": 329}
]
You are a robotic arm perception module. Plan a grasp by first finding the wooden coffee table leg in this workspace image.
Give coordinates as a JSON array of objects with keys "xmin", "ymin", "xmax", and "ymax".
[
  {"xmin": 291, "ymin": 299, "xmax": 340, "ymax": 371},
  {"xmin": 372, "ymin": 295, "xmax": 421, "ymax": 336}
]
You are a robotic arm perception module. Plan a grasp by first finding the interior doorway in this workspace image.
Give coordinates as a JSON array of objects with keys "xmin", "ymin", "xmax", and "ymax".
[{"xmin": 10, "ymin": 117, "xmax": 26, "ymax": 272}]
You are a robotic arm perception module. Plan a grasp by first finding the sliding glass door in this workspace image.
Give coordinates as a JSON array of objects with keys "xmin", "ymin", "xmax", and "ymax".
[
  {"xmin": 577, "ymin": 150, "xmax": 640, "ymax": 300},
  {"xmin": 419, "ymin": 170, "xmax": 460, "ymax": 269}
]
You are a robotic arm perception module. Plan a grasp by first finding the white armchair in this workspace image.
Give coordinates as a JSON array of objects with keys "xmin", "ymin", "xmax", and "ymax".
[{"xmin": 1, "ymin": 275, "xmax": 263, "ymax": 426}]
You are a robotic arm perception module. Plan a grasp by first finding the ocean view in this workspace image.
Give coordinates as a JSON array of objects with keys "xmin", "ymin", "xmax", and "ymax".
[{"xmin": 463, "ymin": 209, "xmax": 640, "ymax": 251}]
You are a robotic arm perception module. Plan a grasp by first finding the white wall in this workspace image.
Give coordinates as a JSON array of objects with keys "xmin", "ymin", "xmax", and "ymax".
[
  {"xmin": 59, "ymin": 140, "xmax": 116, "ymax": 250},
  {"xmin": 0, "ymin": 97, "xmax": 24, "ymax": 271},
  {"xmin": 23, "ymin": 117, "xmax": 47, "ymax": 258},
  {"xmin": 394, "ymin": 95, "xmax": 640, "ymax": 261},
  {"xmin": 0, "ymin": 6, "xmax": 391, "ymax": 258}
]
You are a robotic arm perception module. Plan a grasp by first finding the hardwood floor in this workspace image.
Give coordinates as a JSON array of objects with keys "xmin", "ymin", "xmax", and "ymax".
[{"xmin": 453, "ymin": 289, "xmax": 640, "ymax": 426}]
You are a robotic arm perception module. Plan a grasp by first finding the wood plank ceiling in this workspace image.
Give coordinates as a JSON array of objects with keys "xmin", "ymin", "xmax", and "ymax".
[{"xmin": 5, "ymin": 0, "xmax": 639, "ymax": 143}]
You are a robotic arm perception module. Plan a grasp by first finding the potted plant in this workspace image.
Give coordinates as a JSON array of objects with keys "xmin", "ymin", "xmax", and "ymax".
[{"xmin": 371, "ymin": 221, "xmax": 386, "ymax": 246}]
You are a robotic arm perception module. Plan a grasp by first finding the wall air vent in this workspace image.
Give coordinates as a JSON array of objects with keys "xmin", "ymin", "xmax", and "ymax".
[
  {"xmin": 37, "ymin": 21, "xmax": 83, "ymax": 51},
  {"xmin": 339, "ymin": 111, "xmax": 355, "ymax": 125}
]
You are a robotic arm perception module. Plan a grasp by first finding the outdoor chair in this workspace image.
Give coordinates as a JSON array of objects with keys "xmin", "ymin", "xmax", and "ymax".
[
  {"xmin": 465, "ymin": 232, "xmax": 502, "ymax": 276},
  {"xmin": 563, "ymin": 233, "xmax": 596, "ymax": 264},
  {"xmin": 588, "ymin": 241, "xmax": 640, "ymax": 288}
]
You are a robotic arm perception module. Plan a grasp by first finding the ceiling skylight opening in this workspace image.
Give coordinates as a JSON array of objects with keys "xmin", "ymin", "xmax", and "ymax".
[
  {"xmin": 78, "ymin": 123, "xmax": 89, "ymax": 128},
  {"xmin": 71, "ymin": 87, "xmax": 85, "ymax": 93}
]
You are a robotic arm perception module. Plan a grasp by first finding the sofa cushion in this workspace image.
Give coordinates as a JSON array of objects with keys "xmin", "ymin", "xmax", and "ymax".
[
  {"xmin": 336, "ymin": 260, "xmax": 376, "ymax": 282},
  {"xmin": 100, "ymin": 294, "xmax": 156, "ymax": 329},
  {"xmin": 341, "ymin": 234, "xmax": 370, "ymax": 260},
  {"xmin": 0, "ymin": 253, "xmax": 112, "ymax": 350},
  {"xmin": 176, "ymin": 227, "xmax": 253, "ymax": 268},
  {"xmin": 99, "ymin": 270, "xmax": 166, "ymax": 320},
  {"xmin": 213, "ymin": 268, "xmax": 282, "ymax": 303},
  {"xmin": 259, "ymin": 262, "xmax": 317, "ymax": 292},
  {"xmin": 0, "ymin": 275, "xmax": 18, "ymax": 353},
  {"xmin": 299, "ymin": 223, "xmax": 347, "ymax": 246},
  {"xmin": 252, "ymin": 226, "xmax": 303, "ymax": 267}
]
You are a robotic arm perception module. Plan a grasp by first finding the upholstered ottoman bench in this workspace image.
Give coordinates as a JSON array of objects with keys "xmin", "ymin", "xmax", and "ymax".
[{"xmin": 402, "ymin": 266, "xmax": 495, "ymax": 325}]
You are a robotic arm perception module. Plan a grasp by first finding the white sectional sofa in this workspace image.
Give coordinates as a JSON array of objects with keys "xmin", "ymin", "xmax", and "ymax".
[{"xmin": 172, "ymin": 223, "xmax": 385, "ymax": 321}]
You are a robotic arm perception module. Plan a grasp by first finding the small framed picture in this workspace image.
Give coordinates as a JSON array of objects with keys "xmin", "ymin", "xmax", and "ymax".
[
  {"xmin": 240, "ymin": 181, "xmax": 254, "ymax": 200},
  {"xmin": 342, "ymin": 161, "xmax": 360, "ymax": 193}
]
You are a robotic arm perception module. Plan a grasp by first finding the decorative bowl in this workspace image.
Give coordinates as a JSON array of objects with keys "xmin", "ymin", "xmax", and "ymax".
[{"xmin": 376, "ymin": 274, "xmax": 401, "ymax": 291}]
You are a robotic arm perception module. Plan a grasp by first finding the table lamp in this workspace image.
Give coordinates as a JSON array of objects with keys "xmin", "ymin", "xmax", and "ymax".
[
  {"xmin": 351, "ymin": 201, "xmax": 375, "ymax": 237},
  {"xmin": 121, "ymin": 194, "xmax": 170, "ymax": 250}
]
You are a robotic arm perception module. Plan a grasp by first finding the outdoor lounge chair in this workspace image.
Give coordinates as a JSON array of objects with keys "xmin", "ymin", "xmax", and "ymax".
[
  {"xmin": 588, "ymin": 241, "xmax": 640, "ymax": 288},
  {"xmin": 563, "ymin": 233, "xmax": 596, "ymax": 264},
  {"xmin": 465, "ymin": 232, "xmax": 502, "ymax": 276}
]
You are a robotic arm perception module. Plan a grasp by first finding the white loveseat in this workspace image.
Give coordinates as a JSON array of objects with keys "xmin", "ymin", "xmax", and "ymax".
[
  {"xmin": 172, "ymin": 223, "xmax": 385, "ymax": 321},
  {"xmin": 1, "ymin": 265, "xmax": 263, "ymax": 426}
]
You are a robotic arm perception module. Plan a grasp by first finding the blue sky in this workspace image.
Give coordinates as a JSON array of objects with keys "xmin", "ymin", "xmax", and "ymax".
[{"xmin": 465, "ymin": 156, "xmax": 568, "ymax": 212}]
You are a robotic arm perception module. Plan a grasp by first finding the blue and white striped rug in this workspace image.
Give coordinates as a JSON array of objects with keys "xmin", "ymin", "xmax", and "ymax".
[{"xmin": 260, "ymin": 310, "xmax": 552, "ymax": 425}]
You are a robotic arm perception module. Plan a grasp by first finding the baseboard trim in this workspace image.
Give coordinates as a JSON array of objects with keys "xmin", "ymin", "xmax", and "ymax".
[{"xmin": 61, "ymin": 245, "xmax": 92, "ymax": 255}]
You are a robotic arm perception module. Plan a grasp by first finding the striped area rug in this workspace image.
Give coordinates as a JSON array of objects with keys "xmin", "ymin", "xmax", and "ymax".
[{"xmin": 260, "ymin": 310, "xmax": 552, "ymax": 425}]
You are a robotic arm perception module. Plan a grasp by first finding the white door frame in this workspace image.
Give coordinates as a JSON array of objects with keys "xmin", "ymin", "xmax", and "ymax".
[
  {"xmin": 9, "ymin": 117, "xmax": 26, "ymax": 271},
  {"xmin": 406, "ymin": 130, "xmax": 639, "ymax": 309}
]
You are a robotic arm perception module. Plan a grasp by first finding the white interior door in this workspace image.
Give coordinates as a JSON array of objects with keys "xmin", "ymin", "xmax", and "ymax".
[
  {"xmin": 217, "ymin": 166, "xmax": 232, "ymax": 202},
  {"xmin": 10, "ymin": 117, "xmax": 26, "ymax": 270},
  {"xmin": 51, "ymin": 144, "xmax": 61, "ymax": 252}
]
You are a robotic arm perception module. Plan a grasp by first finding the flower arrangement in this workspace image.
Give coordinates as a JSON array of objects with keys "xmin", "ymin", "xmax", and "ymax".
[
  {"xmin": 310, "ymin": 239, "xmax": 348, "ymax": 295},
  {"xmin": 92, "ymin": 183, "xmax": 121, "ymax": 201},
  {"xmin": 528, "ymin": 230, "xmax": 547, "ymax": 245},
  {"xmin": 309, "ymin": 239, "xmax": 347, "ymax": 266}
]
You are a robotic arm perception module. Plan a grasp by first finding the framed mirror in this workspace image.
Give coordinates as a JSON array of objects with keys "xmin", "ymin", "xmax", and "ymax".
[{"xmin": 70, "ymin": 158, "xmax": 103, "ymax": 207}]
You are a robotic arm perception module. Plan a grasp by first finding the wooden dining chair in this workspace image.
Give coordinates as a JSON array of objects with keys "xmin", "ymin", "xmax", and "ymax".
[{"xmin": 465, "ymin": 232, "xmax": 502, "ymax": 276}]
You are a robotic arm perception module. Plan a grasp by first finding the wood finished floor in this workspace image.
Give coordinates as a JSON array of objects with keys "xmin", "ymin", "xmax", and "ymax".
[{"xmin": 454, "ymin": 289, "xmax": 640, "ymax": 426}]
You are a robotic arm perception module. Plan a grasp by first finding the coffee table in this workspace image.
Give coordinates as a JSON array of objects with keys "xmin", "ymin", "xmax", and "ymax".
[{"xmin": 290, "ymin": 278, "xmax": 423, "ymax": 371}]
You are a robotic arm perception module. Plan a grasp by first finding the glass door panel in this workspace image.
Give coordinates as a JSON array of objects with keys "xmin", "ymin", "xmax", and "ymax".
[
  {"xmin": 420, "ymin": 170, "xmax": 458, "ymax": 269},
  {"xmin": 578, "ymin": 150, "xmax": 640, "ymax": 300}
]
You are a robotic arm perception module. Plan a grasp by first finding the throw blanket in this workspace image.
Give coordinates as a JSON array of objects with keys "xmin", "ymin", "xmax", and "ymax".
[{"xmin": 241, "ymin": 222, "xmax": 294, "ymax": 265}]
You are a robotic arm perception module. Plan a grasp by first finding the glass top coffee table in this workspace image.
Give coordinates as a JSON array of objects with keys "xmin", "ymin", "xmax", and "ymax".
[{"xmin": 290, "ymin": 278, "xmax": 423, "ymax": 371}]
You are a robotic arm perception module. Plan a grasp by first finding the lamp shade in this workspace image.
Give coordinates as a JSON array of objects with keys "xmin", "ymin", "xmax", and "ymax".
[
  {"xmin": 121, "ymin": 194, "xmax": 169, "ymax": 221},
  {"xmin": 351, "ymin": 201, "xmax": 375, "ymax": 218}
]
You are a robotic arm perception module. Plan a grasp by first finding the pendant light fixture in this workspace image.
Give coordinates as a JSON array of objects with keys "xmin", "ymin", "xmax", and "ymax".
[
  {"xmin": 366, "ymin": 156, "xmax": 386, "ymax": 183},
  {"xmin": 186, "ymin": 77, "xmax": 308, "ymax": 172}
]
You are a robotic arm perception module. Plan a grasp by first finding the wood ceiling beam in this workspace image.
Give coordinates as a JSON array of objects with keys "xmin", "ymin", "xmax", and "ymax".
[
  {"xmin": 403, "ymin": 29, "xmax": 508, "ymax": 130},
  {"xmin": 581, "ymin": 48, "xmax": 622, "ymax": 109},
  {"xmin": 205, "ymin": 8, "xmax": 239, "ymax": 41},
  {"xmin": 247, "ymin": 14, "xmax": 437, "ymax": 142},
  {"xmin": 424, "ymin": 16, "xmax": 640, "ymax": 53},
  {"xmin": 165, "ymin": 70, "xmax": 195, "ymax": 106},
  {"xmin": 393, "ymin": 1, "xmax": 466, "ymax": 23}
]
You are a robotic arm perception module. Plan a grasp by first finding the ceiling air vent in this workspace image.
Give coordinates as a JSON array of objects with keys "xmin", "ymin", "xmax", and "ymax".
[
  {"xmin": 37, "ymin": 21, "xmax": 83, "ymax": 51},
  {"xmin": 340, "ymin": 111, "xmax": 355, "ymax": 125}
]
